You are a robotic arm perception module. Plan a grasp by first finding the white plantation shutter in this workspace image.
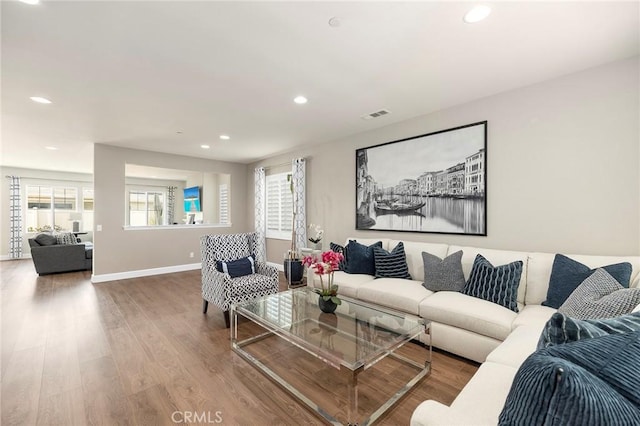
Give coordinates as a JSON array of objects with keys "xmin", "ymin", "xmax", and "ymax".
[
  {"xmin": 219, "ymin": 184, "xmax": 229, "ymax": 224},
  {"xmin": 265, "ymin": 172, "xmax": 293, "ymax": 239}
]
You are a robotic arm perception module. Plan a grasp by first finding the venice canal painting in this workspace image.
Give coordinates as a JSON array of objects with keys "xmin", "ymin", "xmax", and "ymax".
[{"xmin": 356, "ymin": 121, "xmax": 487, "ymax": 235}]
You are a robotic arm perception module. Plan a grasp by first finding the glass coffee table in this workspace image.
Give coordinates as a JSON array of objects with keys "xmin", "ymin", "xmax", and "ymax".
[{"xmin": 231, "ymin": 289, "xmax": 431, "ymax": 425}]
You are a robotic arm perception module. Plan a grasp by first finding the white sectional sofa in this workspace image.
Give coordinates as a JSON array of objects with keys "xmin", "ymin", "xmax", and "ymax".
[{"xmin": 306, "ymin": 237, "xmax": 640, "ymax": 425}]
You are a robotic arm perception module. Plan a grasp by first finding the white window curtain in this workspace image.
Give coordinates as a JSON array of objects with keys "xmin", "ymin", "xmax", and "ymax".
[
  {"xmin": 254, "ymin": 167, "xmax": 266, "ymax": 263},
  {"xmin": 291, "ymin": 158, "xmax": 307, "ymax": 252},
  {"xmin": 8, "ymin": 176, "xmax": 23, "ymax": 259},
  {"xmin": 167, "ymin": 186, "xmax": 176, "ymax": 225}
]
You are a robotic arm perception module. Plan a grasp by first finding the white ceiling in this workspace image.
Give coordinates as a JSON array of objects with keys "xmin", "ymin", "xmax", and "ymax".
[{"xmin": 2, "ymin": 1, "xmax": 638, "ymax": 174}]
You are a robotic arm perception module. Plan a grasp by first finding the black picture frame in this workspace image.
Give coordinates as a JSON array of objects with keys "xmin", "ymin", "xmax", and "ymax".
[{"xmin": 356, "ymin": 121, "xmax": 487, "ymax": 235}]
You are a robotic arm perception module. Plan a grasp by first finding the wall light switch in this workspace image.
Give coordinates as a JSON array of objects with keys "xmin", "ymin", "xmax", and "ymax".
[{"xmin": 96, "ymin": 225, "xmax": 102, "ymax": 232}]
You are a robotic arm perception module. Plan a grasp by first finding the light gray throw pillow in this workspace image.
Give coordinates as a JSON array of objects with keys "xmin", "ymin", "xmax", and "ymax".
[
  {"xmin": 422, "ymin": 250, "xmax": 465, "ymax": 292},
  {"xmin": 558, "ymin": 268, "xmax": 640, "ymax": 320}
]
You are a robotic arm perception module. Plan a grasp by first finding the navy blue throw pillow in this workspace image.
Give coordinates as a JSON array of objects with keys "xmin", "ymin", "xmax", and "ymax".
[
  {"xmin": 543, "ymin": 254, "xmax": 632, "ymax": 309},
  {"xmin": 345, "ymin": 240, "xmax": 382, "ymax": 275},
  {"xmin": 216, "ymin": 255, "xmax": 255, "ymax": 278},
  {"xmin": 499, "ymin": 331, "xmax": 640, "ymax": 426},
  {"xmin": 462, "ymin": 254, "xmax": 523, "ymax": 312},
  {"xmin": 373, "ymin": 242, "xmax": 411, "ymax": 279}
]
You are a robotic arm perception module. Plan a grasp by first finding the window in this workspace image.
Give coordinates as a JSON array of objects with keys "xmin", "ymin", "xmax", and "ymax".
[
  {"xmin": 129, "ymin": 190, "xmax": 165, "ymax": 226},
  {"xmin": 219, "ymin": 184, "xmax": 229, "ymax": 224},
  {"xmin": 25, "ymin": 185, "xmax": 79, "ymax": 232},
  {"xmin": 83, "ymin": 188, "xmax": 94, "ymax": 211},
  {"xmin": 265, "ymin": 172, "xmax": 293, "ymax": 240}
]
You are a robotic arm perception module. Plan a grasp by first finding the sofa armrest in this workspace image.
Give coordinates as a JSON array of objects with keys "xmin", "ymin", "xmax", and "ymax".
[
  {"xmin": 411, "ymin": 400, "xmax": 481, "ymax": 426},
  {"xmin": 29, "ymin": 244, "xmax": 87, "ymax": 274}
]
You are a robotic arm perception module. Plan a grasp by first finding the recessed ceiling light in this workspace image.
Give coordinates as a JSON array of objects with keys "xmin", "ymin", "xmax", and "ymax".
[
  {"xmin": 30, "ymin": 96, "xmax": 52, "ymax": 104},
  {"xmin": 464, "ymin": 5, "xmax": 491, "ymax": 23},
  {"xmin": 200, "ymin": 144, "xmax": 210, "ymax": 149},
  {"xmin": 20, "ymin": 0, "xmax": 40, "ymax": 5},
  {"xmin": 293, "ymin": 96, "xmax": 308, "ymax": 105},
  {"xmin": 328, "ymin": 17, "xmax": 341, "ymax": 28},
  {"xmin": 45, "ymin": 146, "xmax": 58, "ymax": 150},
  {"xmin": 219, "ymin": 135, "xmax": 230, "ymax": 140}
]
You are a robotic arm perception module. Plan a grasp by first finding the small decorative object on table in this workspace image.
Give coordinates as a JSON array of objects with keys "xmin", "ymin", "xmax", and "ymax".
[
  {"xmin": 303, "ymin": 249, "xmax": 344, "ymax": 313},
  {"xmin": 308, "ymin": 223, "xmax": 324, "ymax": 251}
]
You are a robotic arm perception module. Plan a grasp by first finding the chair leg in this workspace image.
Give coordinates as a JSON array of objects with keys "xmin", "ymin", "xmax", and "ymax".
[
  {"xmin": 202, "ymin": 299, "xmax": 209, "ymax": 314},
  {"xmin": 223, "ymin": 310, "xmax": 230, "ymax": 328}
]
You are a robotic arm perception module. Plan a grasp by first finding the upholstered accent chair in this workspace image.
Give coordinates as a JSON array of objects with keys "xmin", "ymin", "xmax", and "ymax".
[{"xmin": 201, "ymin": 233, "xmax": 279, "ymax": 327}]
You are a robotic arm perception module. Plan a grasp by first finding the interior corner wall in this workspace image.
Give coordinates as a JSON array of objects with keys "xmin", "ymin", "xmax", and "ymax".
[
  {"xmin": 93, "ymin": 144, "xmax": 248, "ymax": 276},
  {"xmin": 248, "ymin": 57, "xmax": 640, "ymax": 261}
]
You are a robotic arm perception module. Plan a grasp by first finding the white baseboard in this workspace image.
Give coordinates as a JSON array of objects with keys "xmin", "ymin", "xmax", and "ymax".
[
  {"xmin": 92, "ymin": 263, "xmax": 201, "ymax": 283},
  {"xmin": 268, "ymin": 261, "xmax": 284, "ymax": 272},
  {"xmin": 1, "ymin": 254, "xmax": 31, "ymax": 261}
]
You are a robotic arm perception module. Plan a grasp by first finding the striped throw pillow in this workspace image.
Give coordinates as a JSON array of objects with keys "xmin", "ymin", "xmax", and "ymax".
[
  {"xmin": 462, "ymin": 254, "xmax": 522, "ymax": 312},
  {"xmin": 55, "ymin": 232, "xmax": 77, "ymax": 245},
  {"xmin": 373, "ymin": 242, "xmax": 411, "ymax": 280},
  {"xmin": 537, "ymin": 311, "xmax": 640, "ymax": 349},
  {"xmin": 329, "ymin": 242, "xmax": 347, "ymax": 271},
  {"xmin": 500, "ymin": 331, "xmax": 640, "ymax": 426}
]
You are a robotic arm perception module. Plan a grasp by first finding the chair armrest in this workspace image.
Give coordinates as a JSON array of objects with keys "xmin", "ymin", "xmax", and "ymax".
[{"xmin": 255, "ymin": 262, "xmax": 278, "ymax": 280}]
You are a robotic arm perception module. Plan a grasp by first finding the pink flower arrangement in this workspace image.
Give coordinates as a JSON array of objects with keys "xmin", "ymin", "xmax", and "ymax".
[{"xmin": 303, "ymin": 250, "xmax": 344, "ymax": 303}]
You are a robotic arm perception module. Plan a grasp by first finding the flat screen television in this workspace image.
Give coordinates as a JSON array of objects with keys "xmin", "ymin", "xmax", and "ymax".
[{"xmin": 183, "ymin": 186, "xmax": 201, "ymax": 212}]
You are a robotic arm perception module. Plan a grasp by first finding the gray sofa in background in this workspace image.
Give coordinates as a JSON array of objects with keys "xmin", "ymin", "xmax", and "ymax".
[{"xmin": 28, "ymin": 234, "xmax": 93, "ymax": 275}]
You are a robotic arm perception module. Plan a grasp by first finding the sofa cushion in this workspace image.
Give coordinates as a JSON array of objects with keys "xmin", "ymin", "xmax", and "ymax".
[
  {"xmin": 34, "ymin": 233, "xmax": 57, "ymax": 246},
  {"xmin": 462, "ymin": 254, "xmax": 523, "ymax": 312},
  {"xmin": 373, "ymin": 242, "xmax": 411, "ymax": 279},
  {"xmin": 345, "ymin": 240, "xmax": 382, "ymax": 275},
  {"xmin": 419, "ymin": 291, "xmax": 517, "ymax": 341},
  {"xmin": 543, "ymin": 254, "xmax": 632, "ymax": 309},
  {"xmin": 315, "ymin": 271, "xmax": 373, "ymax": 299},
  {"xmin": 357, "ymin": 278, "xmax": 432, "ymax": 315},
  {"xmin": 486, "ymin": 325, "xmax": 543, "ymax": 368},
  {"xmin": 558, "ymin": 268, "xmax": 640, "ymax": 319},
  {"xmin": 511, "ymin": 304, "xmax": 556, "ymax": 330},
  {"xmin": 449, "ymin": 246, "xmax": 528, "ymax": 305},
  {"xmin": 229, "ymin": 273, "xmax": 278, "ymax": 297},
  {"xmin": 421, "ymin": 250, "xmax": 465, "ymax": 292},
  {"xmin": 537, "ymin": 311, "xmax": 640, "ymax": 349},
  {"xmin": 499, "ymin": 331, "xmax": 640, "ymax": 426}
]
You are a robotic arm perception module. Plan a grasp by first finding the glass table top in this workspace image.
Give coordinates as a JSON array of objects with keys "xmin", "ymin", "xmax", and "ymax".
[{"xmin": 233, "ymin": 288, "xmax": 426, "ymax": 371}]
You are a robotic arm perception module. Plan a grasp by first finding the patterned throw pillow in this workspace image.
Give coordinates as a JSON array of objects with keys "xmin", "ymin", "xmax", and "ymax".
[
  {"xmin": 537, "ymin": 311, "xmax": 640, "ymax": 349},
  {"xmin": 344, "ymin": 240, "xmax": 382, "ymax": 275},
  {"xmin": 543, "ymin": 254, "xmax": 632, "ymax": 309},
  {"xmin": 500, "ymin": 331, "xmax": 640, "ymax": 426},
  {"xmin": 422, "ymin": 250, "xmax": 465, "ymax": 292},
  {"xmin": 216, "ymin": 255, "xmax": 255, "ymax": 278},
  {"xmin": 373, "ymin": 242, "xmax": 411, "ymax": 280},
  {"xmin": 558, "ymin": 268, "xmax": 640, "ymax": 319},
  {"xmin": 329, "ymin": 242, "xmax": 347, "ymax": 271},
  {"xmin": 55, "ymin": 232, "xmax": 77, "ymax": 245},
  {"xmin": 462, "ymin": 254, "xmax": 523, "ymax": 312}
]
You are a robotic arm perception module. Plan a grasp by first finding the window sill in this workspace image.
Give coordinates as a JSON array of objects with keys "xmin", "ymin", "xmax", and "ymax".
[{"xmin": 123, "ymin": 223, "xmax": 232, "ymax": 231}]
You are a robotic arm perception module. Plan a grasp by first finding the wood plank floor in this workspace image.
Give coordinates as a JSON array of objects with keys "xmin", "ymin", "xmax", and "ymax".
[{"xmin": 1, "ymin": 259, "xmax": 478, "ymax": 425}]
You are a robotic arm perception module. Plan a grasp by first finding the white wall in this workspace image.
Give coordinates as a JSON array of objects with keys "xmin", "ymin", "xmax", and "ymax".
[
  {"xmin": 93, "ymin": 144, "xmax": 248, "ymax": 278},
  {"xmin": 249, "ymin": 57, "xmax": 640, "ymax": 262}
]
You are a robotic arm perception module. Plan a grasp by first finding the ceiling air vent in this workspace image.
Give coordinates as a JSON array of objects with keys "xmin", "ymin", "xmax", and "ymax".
[{"xmin": 361, "ymin": 109, "xmax": 391, "ymax": 120}]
